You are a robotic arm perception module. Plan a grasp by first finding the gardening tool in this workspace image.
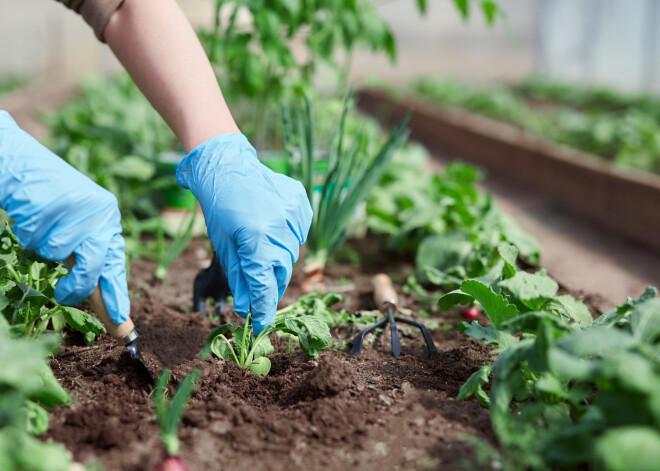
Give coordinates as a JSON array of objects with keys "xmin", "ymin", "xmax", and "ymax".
[
  {"xmin": 193, "ymin": 254, "xmax": 231, "ymax": 316},
  {"xmin": 352, "ymin": 273, "xmax": 438, "ymax": 357},
  {"xmin": 65, "ymin": 255, "xmax": 154, "ymax": 385}
]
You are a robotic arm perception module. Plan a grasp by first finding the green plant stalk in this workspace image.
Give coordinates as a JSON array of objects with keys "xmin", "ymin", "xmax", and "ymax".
[{"xmin": 154, "ymin": 369, "xmax": 200, "ymax": 457}]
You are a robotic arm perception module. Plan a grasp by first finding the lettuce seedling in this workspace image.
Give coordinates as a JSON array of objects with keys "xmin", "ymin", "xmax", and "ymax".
[
  {"xmin": 204, "ymin": 312, "xmax": 331, "ymax": 375},
  {"xmin": 153, "ymin": 369, "xmax": 200, "ymax": 471}
]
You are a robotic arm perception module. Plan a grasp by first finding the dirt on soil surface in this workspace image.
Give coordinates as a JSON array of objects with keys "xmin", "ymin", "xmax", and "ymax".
[{"xmin": 44, "ymin": 237, "xmax": 535, "ymax": 471}]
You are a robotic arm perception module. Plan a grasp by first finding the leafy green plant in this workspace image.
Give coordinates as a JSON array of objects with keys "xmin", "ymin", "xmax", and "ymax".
[
  {"xmin": 366, "ymin": 143, "xmax": 540, "ymax": 285},
  {"xmin": 0, "ymin": 221, "xmax": 106, "ymax": 342},
  {"xmin": 438, "ymin": 237, "xmax": 660, "ymax": 470},
  {"xmin": 153, "ymin": 369, "xmax": 200, "ymax": 470},
  {"xmin": 0, "ymin": 317, "xmax": 72, "ymax": 471},
  {"xmin": 205, "ymin": 311, "xmax": 331, "ymax": 375},
  {"xmin": 282, "ymin": 94, "xmax": 410, "ymax": 272},
  {"xmin": 199, "ymin": 0, "xmax": 425, "ymax": 144}
]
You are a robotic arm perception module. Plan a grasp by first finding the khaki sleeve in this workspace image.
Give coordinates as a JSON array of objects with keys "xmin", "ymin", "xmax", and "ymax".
[{"xmin": 55, "ymin": 0, "xmax": 125, "ymax": 42}]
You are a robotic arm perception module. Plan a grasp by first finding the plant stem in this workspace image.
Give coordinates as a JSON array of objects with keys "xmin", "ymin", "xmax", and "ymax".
[
  {"xmin": 218, "ymin": 334, "xmax": 240, "ymax": 365},
  {"xmin": 240, "ymin": 314, "xmax": 251, "ymax": 366},
  {"xmin": 7, "ymin": 264, "xmax": 21, "ymax": 282}
]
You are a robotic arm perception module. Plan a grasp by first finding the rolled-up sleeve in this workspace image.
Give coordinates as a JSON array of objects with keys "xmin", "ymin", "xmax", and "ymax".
[{"xmin": 55, "ymin": 0, "xmax": 124, "ymax": 42}]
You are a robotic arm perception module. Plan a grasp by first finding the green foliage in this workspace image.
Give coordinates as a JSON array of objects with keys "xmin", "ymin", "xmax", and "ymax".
[
  {"xmin": 0, "ymin": 322, "xmax": 71, "ymax": 471},
  {"xmin": 153, "ymin": 369, "xmax": 200, "ymax": 457},
  {"xmin": 457, "ymin": 364, "xmax": 492, "ymax": 407},
  {"xmin": 440, "ymin": 236, "xmax": 660, "ymax": 470},
  {"xmin": 0, "ymin": 221, "xmax": 106, "ymax": 342},
  {"xmin": 274, "ymin": 291, "xmax": 345, "ymax": 327},
  {"xmin": 367, "ymin": 141, "xmax": 540, "ymax": 285},
  {"xmin": 452, "ymin": 0, "xmax": 506, "ymax": 26},
  {"xmin": 199, "ymin": 0, "xmax": 424, "ymax": 142},
  {"xmin": 205, "ymin": 311, "xmax": 331, "ymax": 375},
  {"xmin": 282, "ymin": 95, "xmax": 410, "ymax": 269},
  {"xmin": 413, "ymin": 76, "xmax": 660, "ymax": 175}
]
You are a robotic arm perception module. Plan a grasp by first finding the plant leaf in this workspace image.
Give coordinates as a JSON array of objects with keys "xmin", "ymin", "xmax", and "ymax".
[
  {"xmin": 437, "ymin": 288, "xmax": 474, "ymax": 311},
  {"xmin": 459, "ymin": 321, "xmax": 518, "ymax": 352},
  {"xmin": 58, "ymin": 306, "xmax": 106, "ymax": 343},
  {"xmin": 249, "ymin": 356, "xmax": 272, "ymax": 375},
  {"xmin": 497, "ymin": 269, "xmax": 558, "ymax": 310},
  {"xmin": 282, "ymin": 315, "xmax": 330, "ymax": 359},
  {"xmin": 460, "ymin": 279, "xmax": 519, "ymax": 329},
  {"xmin": 593, "ymin": 427, "xmax": 660, "ymax": 471},
  {"xmin": 457, "ymin": 364, "xmax": 492, "ymax": 407}
]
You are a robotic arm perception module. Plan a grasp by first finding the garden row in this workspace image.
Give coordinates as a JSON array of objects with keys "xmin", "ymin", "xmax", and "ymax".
[
  {"xmin": 2, "ymin": 1, "xmax": 659, "ymax": 469},
  {"xmin": 3, "ymin": 69, "xmax": 660, "ymax": 469}
]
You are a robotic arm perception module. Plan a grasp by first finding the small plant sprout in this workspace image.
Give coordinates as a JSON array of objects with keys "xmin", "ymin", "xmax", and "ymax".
[
  {"xmin": 205, "ymin": 312, "xmax": 331, "ymax": 376},
  {"xmin": 153, "ymin": 369, "xmax": 200, "ymax": 471},
  {"xmin": 206, "ymin": 314, "xmax": 275, "ymax": 376}
]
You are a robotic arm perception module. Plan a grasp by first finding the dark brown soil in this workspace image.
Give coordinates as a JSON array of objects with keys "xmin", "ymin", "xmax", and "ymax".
[{"xmin": 44, "ymin": 238, "xmax": 509, "ymax": 471}]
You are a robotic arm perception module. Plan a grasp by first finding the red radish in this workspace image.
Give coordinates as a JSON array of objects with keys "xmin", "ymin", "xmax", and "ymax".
[
  {"xmin": 155, "ymin": 456, "xmax": 190, "ymax": 471},
  {"xmin": 461, "ymin": 307, "xmax": 480, "ymax": 320}
]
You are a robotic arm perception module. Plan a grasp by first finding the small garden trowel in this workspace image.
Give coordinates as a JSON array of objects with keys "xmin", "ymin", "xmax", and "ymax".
[{"xmin": 66, "ymin": 255, "xmax": 154, "ymax": 385}]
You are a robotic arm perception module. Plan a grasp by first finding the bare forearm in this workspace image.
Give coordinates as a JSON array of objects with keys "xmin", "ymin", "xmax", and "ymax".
[{"xmin": 104, "ymin": 0, "xmax": 240, "ymax": 153}]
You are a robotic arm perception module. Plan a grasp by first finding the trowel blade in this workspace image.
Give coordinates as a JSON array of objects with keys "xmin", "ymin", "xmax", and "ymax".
[{"xmin": 125, "ymin": 340, "xmax": 155, "ymax": 385}]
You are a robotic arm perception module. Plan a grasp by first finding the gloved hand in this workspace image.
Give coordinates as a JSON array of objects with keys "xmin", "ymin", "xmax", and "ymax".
[
  {"xmin": 177, "ymin": 133, "xmax": 312, "ymax": 334},
  {"xmin": 0, "ymin": 111, "xmax": 129, "ymax": 324}
]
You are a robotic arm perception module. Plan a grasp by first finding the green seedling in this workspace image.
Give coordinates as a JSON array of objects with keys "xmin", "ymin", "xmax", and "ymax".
[
  {"xmin": 204, "ymin": 312, "xmax": 331, "ymax": 376},
  {"xmin": 153, "ymin": 369, "xmax": 200, "ymax": 471}
]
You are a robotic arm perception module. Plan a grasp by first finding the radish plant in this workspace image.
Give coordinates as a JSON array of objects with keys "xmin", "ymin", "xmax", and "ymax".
[
  {"xmin": 438, "ymin": 238, "xmax": 660, "ymax": 471},
  {"xmin": 152, "ymin": 369, "xmax": 200, "ymax": 471},
  {"xmin": 204, "ymin": 312, "xmax": 331, "ymax": 375}
]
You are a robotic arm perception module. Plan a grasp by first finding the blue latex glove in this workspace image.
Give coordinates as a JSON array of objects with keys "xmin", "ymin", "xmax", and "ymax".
[
  {"xmin": 177, "ymin": 134, "xmax": 312, "ymax": 334},
  {"xmin": 0, "ymin": 111, "xmax": 129, "ymax": 324}
]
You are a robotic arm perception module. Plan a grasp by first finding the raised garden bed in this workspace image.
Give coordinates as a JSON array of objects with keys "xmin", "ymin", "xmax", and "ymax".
[{"xmin": 357, "ymin": 88, "xmax": 660, "ymax": 254}]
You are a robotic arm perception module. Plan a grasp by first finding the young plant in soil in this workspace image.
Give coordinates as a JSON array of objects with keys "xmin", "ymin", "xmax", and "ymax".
[
  {"xmin": 204, "ymin": 312, "xmax": 331, "ymax": 375},
  {"xmin": 152, "ymin": 369, "xmax": 200, "ymax": 471},
  {"xmin": 281, "ymin": 95, "xmax": 411, "ymax": 290}
]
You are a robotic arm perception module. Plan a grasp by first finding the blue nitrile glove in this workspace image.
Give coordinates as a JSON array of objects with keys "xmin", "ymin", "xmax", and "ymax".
[
  {"xmin": 177, "ymin": 134, "xmax": 312, "ymax": 334},
  {"xmin": 0, "ymin": 111, "xmax": 129, "ymax": 324}
]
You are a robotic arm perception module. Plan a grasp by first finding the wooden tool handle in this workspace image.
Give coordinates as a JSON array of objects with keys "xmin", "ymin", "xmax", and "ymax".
[
  {"xmin": 65, "ymin": 255, "xmax": 135, "ymax": 340},
  {"xmin": 372, "ymin": 273, "xmax": 398, "ymax": 310}
]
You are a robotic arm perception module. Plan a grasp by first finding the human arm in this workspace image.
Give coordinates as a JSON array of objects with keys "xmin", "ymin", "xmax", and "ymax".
[
  {"xmin": 103, "ymin": 0, "xmax": 239, "ymax": 153},
  {"xmin": 55, "ymin": 0, "xmax": 313, "ymax": 333}
]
